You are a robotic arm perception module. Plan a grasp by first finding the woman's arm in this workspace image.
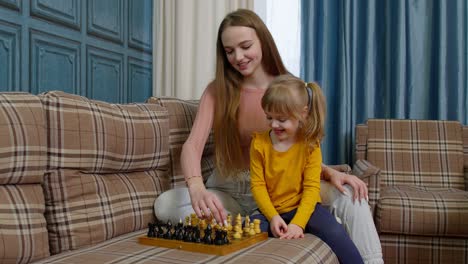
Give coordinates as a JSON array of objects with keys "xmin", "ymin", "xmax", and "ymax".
[
  {"xmin": 181, "ymin": 83, "xmax": 227, "ymax": 223},
  {"xmin": 321, "ymin": 164, "xmax": 368, "ymax": 202}
]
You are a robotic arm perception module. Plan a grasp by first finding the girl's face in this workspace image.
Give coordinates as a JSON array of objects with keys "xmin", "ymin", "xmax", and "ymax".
[
  {"xmin": 221, "ymin": 26, "xmax": 263, "ymax": 77},
  {"xmin": 265, "ymin": 111, "xmax": 300, "ymax": 142}
]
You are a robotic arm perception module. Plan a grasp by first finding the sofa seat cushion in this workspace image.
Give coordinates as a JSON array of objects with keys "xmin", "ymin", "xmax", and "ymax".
[
  {"xmin": 33, "ymin": 230, "xmax": 338, "ymax": 264},
  {"xmin": 376, "ymin": 185, "xmax": 468, "ymax": 237}
]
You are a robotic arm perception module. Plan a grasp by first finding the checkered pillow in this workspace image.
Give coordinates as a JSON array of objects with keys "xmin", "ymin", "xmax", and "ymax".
[
  {"xmin": 0, "ymin": 93, "xmax": 49, "ymax": 263},
  {"xmin": 367, "ymin": 119, "xmax": 464, "ymax": 189},
  {"xmin": 40, "ymin": 91, "xmax": 171, "ymax": 254}
]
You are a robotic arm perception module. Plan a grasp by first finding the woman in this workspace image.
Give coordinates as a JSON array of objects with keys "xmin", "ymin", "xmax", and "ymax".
[{"xmin": 161, "ymin": 9, "xmax": 382, "ymax": 264}]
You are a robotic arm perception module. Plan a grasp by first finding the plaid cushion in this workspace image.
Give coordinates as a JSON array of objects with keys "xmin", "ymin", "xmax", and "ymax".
[
  {"xmin": 367, "ymin": 119, "xmax": 465, "ymax": 189},
  {"xmin": 355, "ymin": 124, "xmax": 368, "ymax": 162},
  {"xmin": 0, "ymin": 93, "xmax": 47, "ymax": 184},
  {"xmin": 40, "ymin": 91, "xmax": 171, "ymax": 254},
  {"xmin": 40, "ymin": 91, "xmax": 170, "ymax": 173},
  {"xmin": 146, "ymin": 97, "xmax": 215, "ymax": 188},
  {"xmin": 381, "ymin": 234, "xmax": 468, "ymax": 264},
  {"xmin": 376, "ymin": 185, "xmax": 468, "ymax": 237},
  {"xmin": 33, "ymin": 230, "xmax": 338, "ymax": 264},
  {"xmin": 0, "ymin": 184, "xmax": 49, "ymax": 263},
  {"xmin": 44, "ymin": 170, "xmax": 168, "ymax": 254}
]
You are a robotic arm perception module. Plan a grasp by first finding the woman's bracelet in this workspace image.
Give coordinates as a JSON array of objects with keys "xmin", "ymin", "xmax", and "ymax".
[{"xmin": 185, "ymin": 175, "xmax": 202, "ymax": 183}]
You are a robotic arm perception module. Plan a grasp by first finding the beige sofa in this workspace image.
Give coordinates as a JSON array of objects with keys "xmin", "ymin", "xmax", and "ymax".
[{"xmin": 0, "ymin": 91, "xmax": 340, "ymax": 264}]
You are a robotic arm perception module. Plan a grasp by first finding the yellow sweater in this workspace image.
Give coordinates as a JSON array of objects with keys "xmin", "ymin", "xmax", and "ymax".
[{"xmin": 250, "ymin": 131, "xmax": 322, "ymax": 229}]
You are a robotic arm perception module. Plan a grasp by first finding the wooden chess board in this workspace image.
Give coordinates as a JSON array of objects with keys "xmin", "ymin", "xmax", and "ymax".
[{"xmin": 138, "ymin": 232, "xmax": 268, "ymax": 256}]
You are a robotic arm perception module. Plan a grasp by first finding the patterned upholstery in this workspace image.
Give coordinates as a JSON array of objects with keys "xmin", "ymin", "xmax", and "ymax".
[
  {"xmin": 0, "ymin": 93, "xmax": 50, "ymax": 263},
  {"xmin": 40, "ymin": 91, "xmax": 171, "ymax": 254},
  {"xmin": 146, "ymin": 97, "xmax": 215, "ymax": 188},
  {"xmin": 33, "ymin": 230, "xmax": 339, "ymax": 264},
  {"xmin": 356, "ymin": 119, "xmax": 468, "ymax": 264}
]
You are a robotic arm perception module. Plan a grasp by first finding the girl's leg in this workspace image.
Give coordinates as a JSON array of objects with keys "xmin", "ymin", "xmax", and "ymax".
[
  {"xmin": 306, "ymin": 204, "xmax": 364, "ymax": 264},
  {"xmin": 320, "ymin": 181, "xmax": 383, "ymax": 264}
]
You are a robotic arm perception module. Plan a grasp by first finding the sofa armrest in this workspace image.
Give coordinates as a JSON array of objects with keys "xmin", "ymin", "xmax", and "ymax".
[
  {"xmin": 352, "ymin": 160, "xmax": 381, "ymax": 215},
  {"xmin": 327, "ymin": 164, "xmax": 352, "ymax": 174}
]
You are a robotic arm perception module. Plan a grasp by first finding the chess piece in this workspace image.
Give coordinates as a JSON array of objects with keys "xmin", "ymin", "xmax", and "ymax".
[
  {"xmin": 226, "ymin": 214, "xmax": 233, "ymax": 231},
  {"xmin": 147, "ymin": 222, "xmax": 155, "ymax": 238},
  {"xmin": 233, "ymin": 230, "xmax": 241, "ymax": 239},
  {"xmin": 253, "ymin": 219, "xmax": 261, "ymax": 234},
  {"xmin": 203, "ymin": 224, "xmax": 213, "ymax": 244},
  {"xmin": 245, "ymin": 215, "xmax": 250, "ymax": 227},
  {"xmin": 249, "ymin": 223, "xmax": 256, "ymax": 236},
  {"xmin": 194, "ymin": 227, "xmax": 201, "ymax": 243}
]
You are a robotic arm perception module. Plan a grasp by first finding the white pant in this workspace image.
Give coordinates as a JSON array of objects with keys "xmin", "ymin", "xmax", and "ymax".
[
  {"xmin": 154, "ymin": 181, "xmax": 383, "ymax": 264},
  {"xmin": 319, "ymin": 182, "xmax": 383, "ymax": 264}
]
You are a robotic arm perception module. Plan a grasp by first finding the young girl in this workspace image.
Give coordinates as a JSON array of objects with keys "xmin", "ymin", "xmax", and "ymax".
[{"xmin": 250, "ymin": 75, "xmax": 363, "ymax": 263}]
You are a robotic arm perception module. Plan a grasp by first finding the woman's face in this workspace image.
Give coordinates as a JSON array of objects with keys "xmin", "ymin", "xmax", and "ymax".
[{"xmin": 221, "ymin": 26, "xmax": 263, "ymax": 77}]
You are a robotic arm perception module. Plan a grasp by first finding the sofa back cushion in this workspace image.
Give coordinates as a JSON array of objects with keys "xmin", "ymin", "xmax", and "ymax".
[
  {"xmin": 366, "ymin": 119, "xmax": 465, "ymax": 189},
  {"xmin": 40, "ymin": 91, "xmax": 170, "ymax": 254},
  {"xmin": 146, "ymin": 97, "xmax": 215, "ymax": 188},
  {"xmin": 0, "ymin": 93, "xmax": 49, "ymax": 263}
]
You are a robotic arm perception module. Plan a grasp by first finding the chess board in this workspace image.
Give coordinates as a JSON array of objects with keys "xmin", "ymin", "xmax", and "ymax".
[{"xmin": 138, "ymin": 232, "xmax": 268, "ymax": 256}]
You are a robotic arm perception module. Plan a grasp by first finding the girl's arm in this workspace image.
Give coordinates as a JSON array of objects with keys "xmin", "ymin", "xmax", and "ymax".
[
  {"xmin": 250, "ymin": 135, "xmax": 278, "ymax": 221},
  {"xmin": 289, "ymin": 146, "xmax": 322, "ymax": 229}
]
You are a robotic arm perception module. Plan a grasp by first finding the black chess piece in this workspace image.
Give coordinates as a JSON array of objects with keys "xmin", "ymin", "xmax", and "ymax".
[
  {"xmin": 222, "ymin": 230, "xmax": 229, "ymax": 245},
  {"xmin": 203, "ymin": 224, "xmax": 213, "ymax": 244},
  {"xmin": 157, "ymin": 222, "xmax": 164, "ymax": 238},
  {"xmin": 147, "ymin": 222, "xmax": 155, "ymax": 238},
  {"xmin": 214, "ymin": 229, "xmax": 223, "ymax": 245},
  {"xmin": 194, "ymin": 227, "xmax": 201, "ymax": 243}
]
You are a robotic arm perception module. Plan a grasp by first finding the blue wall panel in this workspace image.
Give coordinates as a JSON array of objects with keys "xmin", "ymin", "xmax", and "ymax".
[
  {"xmin": 31, "ymin": 0, "xmax": 81, "ymax": 30},
  {"xmin": 128, "ymin": 57, "xmax": 151, "ymax": 102},
  {"xmin": 87, "ymin": 46, "xmax": 123, "ymax": 103},
  {"xmin": 30, "ymin": 30, "xmax": 79, "ymax": 94},
  {"xmin": 0, "ymin": 0, "xmax": 152, "ymax": 103},
  {"xmin": 128, "ymin": 0, "xmax": 152, "ymax": 52},
  {"xmin": 0, "ymin": 20, "xmax": 20, "ymax": 91},
  {"xmin": 87, "ymin": 0, "xmax": 123, "ymax": 44},
  {"xmin": 0, "ymin": 0, "xmax": 21, "ymax": 11}
]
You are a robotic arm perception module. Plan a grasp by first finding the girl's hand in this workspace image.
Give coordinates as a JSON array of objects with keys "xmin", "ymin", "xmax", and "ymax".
[
  {"xmin": 270, "ymin": 215, "xmax": 288, "ymax": 237},
  {"xmin": 279, "ymin": 224, "xmax": 304, "ymax": 239},
  {"xmin": 326, "ymin": 167, "xmax": 368, "ymax": 202},
  {"xmin": 187, "ymin": 181, "xmax": 227, "ymax": 224}
]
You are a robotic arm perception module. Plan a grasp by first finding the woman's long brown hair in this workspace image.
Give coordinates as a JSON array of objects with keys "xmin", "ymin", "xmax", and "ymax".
[{"xmin": 213, "ymin": 9, "xmax": 288, "ymax": 178}]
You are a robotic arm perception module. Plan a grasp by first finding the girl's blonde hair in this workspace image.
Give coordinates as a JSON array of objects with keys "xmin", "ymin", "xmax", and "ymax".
[
  {"xmin": 213, "ymin": 9, "xmax": 288, "ymax": 177},
  {"xmin": 261, "ymin": 75, "xmax": 326, "ymax": 149}
]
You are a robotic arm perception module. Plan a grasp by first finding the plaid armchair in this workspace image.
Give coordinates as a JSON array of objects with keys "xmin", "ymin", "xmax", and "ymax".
[{"xmin": 354, "ymin": 119, "xmax": 468, "ymax": 264}]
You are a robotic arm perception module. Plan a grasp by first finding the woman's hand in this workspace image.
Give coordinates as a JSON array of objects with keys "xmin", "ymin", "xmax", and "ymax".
[
  {"xmin": 187, "ymin": 180, "xmax": 227, "ymax": 224},
  {"xmin": 270, "ymin": 215, "xmax": 288, "ymax": 237},
  {"xmin": 324, "ymin": 166, "xmax": 368, "ymax": 202},
  {"xmin": 279, "ymin": 224, "xmax": 304, "ymax": 239}
]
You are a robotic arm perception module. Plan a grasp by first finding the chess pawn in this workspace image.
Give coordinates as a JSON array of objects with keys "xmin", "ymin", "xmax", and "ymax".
[
  {"xmin": 249, "ymin": 223, "xmax": 256, "ymax": 236},
  {"xmin": 243, "ymin": 224, "xmax": 250, "ymax": 235},
  {"xmin": 226, "ymin": 214, "xmax": 233, "ymax": 231},
  {"xmin": 233, "ymin": 231, "xmax": 242, "ymax": 240},
  {"xmin": 253, "ymin": 219, "xmax": 261, "ymax": 234},
  {"xmin": 245, "ymin": 215, "xmax": 250, "ymax": 227},
  {"xmin": 236, "ymin": 213, "xmax": 242, "ymax": 225}
]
